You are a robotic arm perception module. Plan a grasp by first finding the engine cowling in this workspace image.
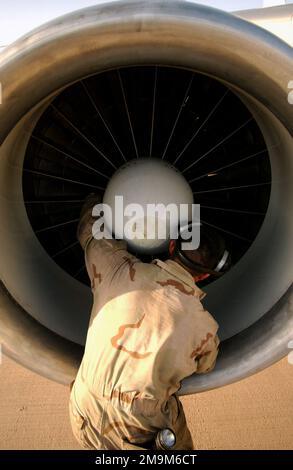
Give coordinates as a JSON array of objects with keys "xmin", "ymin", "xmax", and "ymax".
[{"xmin": 0, "ymin": 1, "xmax": 292, "ymax": 394}]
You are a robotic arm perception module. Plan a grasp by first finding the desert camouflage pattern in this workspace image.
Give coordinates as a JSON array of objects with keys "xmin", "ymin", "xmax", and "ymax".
[{"xmin": 70, "ymin": 207, "xmax": 220, "ymax": 450}]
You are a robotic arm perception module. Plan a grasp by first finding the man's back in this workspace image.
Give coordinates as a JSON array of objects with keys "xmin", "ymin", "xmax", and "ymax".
[{"xmin": 70, "ymin": 238, "xmax": 219, "ymax": 449}]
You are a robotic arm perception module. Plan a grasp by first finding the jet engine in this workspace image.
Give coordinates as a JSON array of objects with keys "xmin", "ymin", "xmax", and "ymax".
[{"xmin": 0, "ymin": 1, "xmax": 292, "ymax": 394}]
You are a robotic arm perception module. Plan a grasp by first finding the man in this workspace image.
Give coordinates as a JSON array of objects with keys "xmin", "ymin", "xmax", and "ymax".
[{"xmin": 69, "ymin": 195, "xmax": 225, "ymax": 450}]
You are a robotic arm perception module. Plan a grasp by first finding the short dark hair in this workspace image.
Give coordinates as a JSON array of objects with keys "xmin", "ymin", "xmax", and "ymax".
[{"xmin": 176, "ymin": 226, "xmax": 227, "ymax": 276}]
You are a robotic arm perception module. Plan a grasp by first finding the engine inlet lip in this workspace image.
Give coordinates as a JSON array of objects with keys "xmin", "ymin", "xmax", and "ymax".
[{"xmin": 0, "ymin": 1, "xmax": 292, "ymax": 144}]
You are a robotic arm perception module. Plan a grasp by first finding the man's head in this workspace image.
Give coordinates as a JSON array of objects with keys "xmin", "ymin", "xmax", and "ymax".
[{"xmin": 169, "ymin": 226, "xmax": 229, "ymax": 282}]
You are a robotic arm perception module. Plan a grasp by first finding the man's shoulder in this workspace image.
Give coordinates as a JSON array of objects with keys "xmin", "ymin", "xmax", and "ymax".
[{"xmin": 152, "ymin": 259, "xmax": 205, "ymax": 300}]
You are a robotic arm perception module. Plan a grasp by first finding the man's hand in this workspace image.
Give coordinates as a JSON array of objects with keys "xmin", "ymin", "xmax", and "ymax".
[
  {"xmin": 77, "ymin": 193, "xmax": 102, "ymax": 250},
  {"xmin": 79, "ymin": 193, "xmax": 102, "ymax": 219}
]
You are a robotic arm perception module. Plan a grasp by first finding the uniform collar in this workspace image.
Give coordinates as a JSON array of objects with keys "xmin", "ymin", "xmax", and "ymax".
[{"xmin": 153, "ymin": 259, "xmax": 206, "ymax": 300}]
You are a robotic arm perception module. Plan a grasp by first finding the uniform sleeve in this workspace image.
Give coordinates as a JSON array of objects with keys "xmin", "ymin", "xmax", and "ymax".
[
  {"xmin": 195, "ymin": 334, "xmax": 220, "ymax": 374},
  {"xmin": 85, "ymin": 235, "xmax": 131, "ymax": 290},
  {"xmin": 78, "ymin": 206, "xmax": 139, "ymax": 291},
  {"xmin": 77, "ymin": 204, "xmax": 131, "ymax": 289}
]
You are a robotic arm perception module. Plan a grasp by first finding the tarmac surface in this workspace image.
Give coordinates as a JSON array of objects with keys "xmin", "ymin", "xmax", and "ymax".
[{"xmin": 0, "ymin": 355, "xmax": 292, "ymax": 449}]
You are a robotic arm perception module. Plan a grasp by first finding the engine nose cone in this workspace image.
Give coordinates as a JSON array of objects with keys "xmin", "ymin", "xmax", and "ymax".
[{"xmin": 103, "ymin": 158, "xmax": 194, "ymax": 254}]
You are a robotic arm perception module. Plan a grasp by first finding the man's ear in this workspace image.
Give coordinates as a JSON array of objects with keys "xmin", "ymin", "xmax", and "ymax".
[
  {"xmin": 169, "ymin": 240, "xmax": 176, "ymax": 257},
  {"xmin": 194, "ymin": 273, "xmax": 210, "ymax": 282}
]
